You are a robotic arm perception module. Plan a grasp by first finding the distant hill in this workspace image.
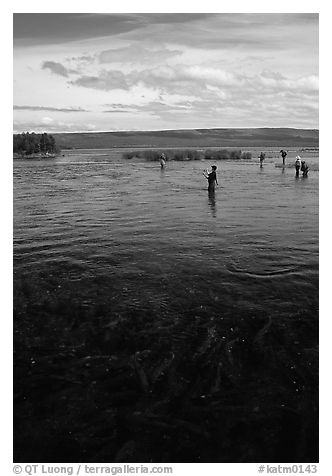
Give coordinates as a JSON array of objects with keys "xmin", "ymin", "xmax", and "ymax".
[{"xmin": 54, "ymin": 128, "xmax": 319, "ymax": 150}]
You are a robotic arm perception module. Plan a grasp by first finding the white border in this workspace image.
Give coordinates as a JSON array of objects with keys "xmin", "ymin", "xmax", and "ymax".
[{"xmin": 4, "ymin": 2, "xmax": 328, "ymax": 474}]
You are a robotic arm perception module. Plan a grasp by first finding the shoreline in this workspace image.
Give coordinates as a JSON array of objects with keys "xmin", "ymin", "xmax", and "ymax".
[{"xmin": 13, "ymin": 153, "xmax": 59, "ymax": 159}]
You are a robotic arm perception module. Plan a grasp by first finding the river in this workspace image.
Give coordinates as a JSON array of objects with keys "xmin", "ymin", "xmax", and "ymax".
[{"xmin": 13, "ymin": 147, "xmax": 319, "ymax": 463}]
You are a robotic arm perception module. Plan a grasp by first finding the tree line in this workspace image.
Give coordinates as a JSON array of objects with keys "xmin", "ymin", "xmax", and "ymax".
[{"xmin": 13, "ymin": 132, "xmax": 59, "ymax": 156}]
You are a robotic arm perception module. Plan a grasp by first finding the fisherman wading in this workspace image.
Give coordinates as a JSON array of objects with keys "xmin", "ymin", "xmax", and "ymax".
[{"xmin": 203, "ymin": 165, "xmax": 218, "ymax": 192}]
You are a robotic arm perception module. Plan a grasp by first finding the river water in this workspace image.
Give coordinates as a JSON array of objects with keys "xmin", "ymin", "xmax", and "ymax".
[{"xmin": 13, "ymin": 147, "xmax": 319, "ymax": 463}]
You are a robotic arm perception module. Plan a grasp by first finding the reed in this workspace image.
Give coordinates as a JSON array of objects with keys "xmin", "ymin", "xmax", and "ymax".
[{"xmin": 123, "ymin": 149, "xmax": 252, "ymax": 161}]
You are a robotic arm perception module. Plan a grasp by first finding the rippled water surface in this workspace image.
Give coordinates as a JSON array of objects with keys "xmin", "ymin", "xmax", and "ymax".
[{"xmin": 14, "ymin": 148, "xmax": 319, "ymax": 463}]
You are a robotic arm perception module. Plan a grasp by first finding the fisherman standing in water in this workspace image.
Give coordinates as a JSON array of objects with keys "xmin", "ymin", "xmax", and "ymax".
[
  {"xmin": 280, "ymin": 149, "xmax": 287, "ymax": 166},
  {"xmin": 259, "ymin": 152, "xmax": 266, "ymax": 168},
  {"xmin": 295, "ymin": 156, "xmax": 301, "ymax": 176},
  {"xmin": 203, "ymin": 165, "xmax": 218, "ymax": 192},
  {"xmin": 160, "ymin": 153, "xmax": 166, "ymax": 169},
  {"xmin": 301, "ymin": 160, "xmax": 309, "ymax": 177}
]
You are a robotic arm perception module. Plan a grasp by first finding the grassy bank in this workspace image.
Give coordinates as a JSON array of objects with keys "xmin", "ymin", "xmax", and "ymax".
[{"xmin": 123, "ymin": 149, "xmax": 252, "ymax": 161}]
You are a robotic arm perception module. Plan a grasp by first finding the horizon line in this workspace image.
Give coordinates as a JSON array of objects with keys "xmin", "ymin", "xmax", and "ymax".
[{"xmin": 13, "ymin": 126, "xmax": 319, "ymax": 135}]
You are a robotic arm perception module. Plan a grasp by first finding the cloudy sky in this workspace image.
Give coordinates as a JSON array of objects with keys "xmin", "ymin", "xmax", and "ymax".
[{"xmin": 13, "ymin": 13, "xmax": 319, "ymax": 133}]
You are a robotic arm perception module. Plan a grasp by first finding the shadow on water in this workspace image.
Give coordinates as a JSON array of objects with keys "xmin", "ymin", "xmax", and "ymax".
[
  {"xmin": 207, "ymin": 191, "xmax": 217, "ymax": 218},
  {"xmin": 294, "ymin": 174, "xmax": 309, "ymax": 183}
]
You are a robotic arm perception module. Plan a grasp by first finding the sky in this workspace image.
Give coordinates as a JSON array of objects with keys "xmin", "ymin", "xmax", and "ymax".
[{"xmin": 13, "ymin": 12, "xmax": 319, "ymax": 133}]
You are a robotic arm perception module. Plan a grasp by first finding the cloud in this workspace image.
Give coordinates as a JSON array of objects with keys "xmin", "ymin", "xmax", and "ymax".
[
  {"xmin": 92, "ymin": 64, "xmax": 317, "ymax": 128},
  {"xmin": 13, "ymin": 13, "xmax": 318, "ymax": 131},
  {"xmin": 145, "ymin": 65, "xmax": 319, "ymax": 100},
  {"xmin": 253, "ymin": 73, "xmax": 319, "ymax": 94},
  {"xmin": 99, "ymin": 45, "xmax": 182, "ymax": 64},
  {"xmin": 121, "ymin": 13, "xmax": 318, "ymax": 52},
  {"xmin": 102, "ymin": 97, "xmax": 196, "ymax": 115},
  {"xmin": 14, "ymin": 13, "xmax": 213, "ymax": 46},
  {"xmin": 14, "ymin": 105, "xmax": 89, "ymax": 112},
  {"xmin": 40, "ymin": 116, "xmax": 53, "ymax": 125},
  {"xmin": 69, "ymin": 63, "xmax": 318, "ymax": 100},
  {"xmin": 141, "ymin": 13, "xmax": 212, "ymax": 25},
  {"xmin": 42, "ymin": 61, "xmax": 71, "ymax": 77},
  {"xmin": 70, "ymin": 70, "xmax": 130, "ymax": 91},
  {"xmin": 103, "ymin": 109, "xmax": 137, "ymax": 114},
  {"xmin": 13, "ymin": 13, "xmax": 147, "ymax": 46},
  {"xmin": 16, "ymin": 13, "xmax": 312, "ymax": 51},
  {"xmin": 13, "ymin": 118, "xmax": 97, "ymax": 133}
]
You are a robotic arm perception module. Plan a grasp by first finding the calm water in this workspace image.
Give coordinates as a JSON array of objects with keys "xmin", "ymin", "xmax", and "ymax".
[{"xmin": 13, "ymin": 148, "xmax": 319, "ymax": 463}]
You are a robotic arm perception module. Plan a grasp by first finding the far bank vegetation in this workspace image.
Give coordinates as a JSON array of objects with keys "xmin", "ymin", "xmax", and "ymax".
[{"xmin": 123, "ymin": 149, "xmax": 252, "ymax": 161}]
